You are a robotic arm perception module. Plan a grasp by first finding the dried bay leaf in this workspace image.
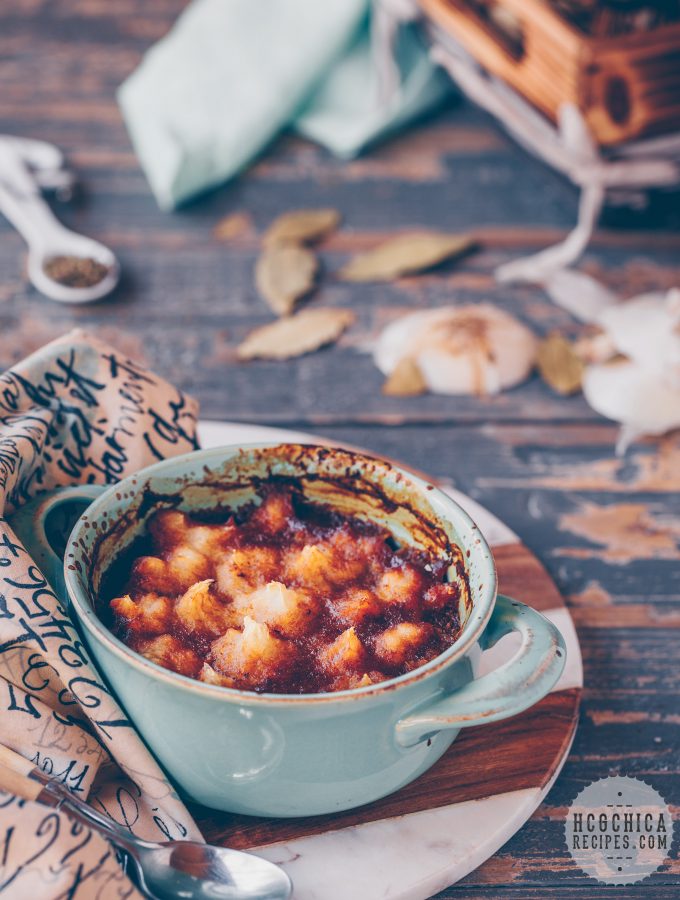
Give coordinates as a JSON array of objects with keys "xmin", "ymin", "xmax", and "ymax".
[
  {"xmin": 339, "ymin": 232, "xmax": 476, "ymax": 282},
  {"xmin": 255, "ymin": 243, "xmax": 318, "ymax": 316},
  {"xmin": 537, "ymin": 333, "xmax": 584, "ymax": 395},
  {"xmin": 382, "ymin": 357, "xmax": 427, "ymax": 396},
  {"xmin": 213, "ymin": 212, "xmax": 254, "ymax": 242},
  {"xmin": 237, "ymin": 308, "xmax": 355, "ymax": 360},
  {"xmin": 264, "ymin": 208, "xmax": 341, "ymax": 247}
]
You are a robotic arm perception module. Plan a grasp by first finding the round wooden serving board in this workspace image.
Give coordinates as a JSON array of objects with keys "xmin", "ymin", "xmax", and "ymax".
[{"xmin": 193, "ymin": 421, "xmax": 583, "ymax": 900}]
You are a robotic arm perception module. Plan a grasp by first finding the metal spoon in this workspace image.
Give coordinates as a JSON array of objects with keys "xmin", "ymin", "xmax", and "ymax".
[
  {"xmin": 0, "ymin": 746, "xmax": 292, "ymax": 900},
  {"xmin": 38, "ymin": 779, "xmax": 292, "ymax": 900},
  {"xmin": 0, "ymin": 135, "xmax": 120, "ymax": 303}
]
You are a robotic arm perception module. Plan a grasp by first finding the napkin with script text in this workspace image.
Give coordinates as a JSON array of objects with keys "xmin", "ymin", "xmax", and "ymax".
[{"xmin": 0, "ymin": 330, "xmax": 202, "ymax": 898}]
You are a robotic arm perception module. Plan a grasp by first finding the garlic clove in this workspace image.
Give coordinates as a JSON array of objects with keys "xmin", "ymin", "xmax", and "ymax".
[
  {"xmin": 374, "ymin": 309, "xmax": 440, "ymax": 376},
  {"xmin": 573, "ymin": 329, "xmax": 617, "ymax": 365},
  {"xmin": 544, "ymin": 269, "xmax": 619, "ymax": 323},
  {"xmin": 596, "ymin": 289, "xmax": 680, "ymax": 389},
  {"xmin": 417, "ymin": 345, "xmax": 501, "ymax": 396},
  {"xmin": 582, "ymin": 358, "xmax": 680, "ymax": 453},
  {"xmin": 374, "ymin": 304, "xmax": 537, "ymax": 396}
]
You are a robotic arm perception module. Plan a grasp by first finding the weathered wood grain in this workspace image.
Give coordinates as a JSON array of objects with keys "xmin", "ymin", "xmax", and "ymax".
[{"xmin": 1, "ymin": 2, "xmax": 678, "ymax": 897}]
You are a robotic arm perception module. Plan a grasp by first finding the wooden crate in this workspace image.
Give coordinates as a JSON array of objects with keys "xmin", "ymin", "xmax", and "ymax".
[{"xmin": 420, "ymin": 0, "xmax": 680, "ymax": 146}]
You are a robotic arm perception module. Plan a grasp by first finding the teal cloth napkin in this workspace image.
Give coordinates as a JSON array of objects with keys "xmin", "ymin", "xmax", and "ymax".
[
  {"xmin": 297, "ymin": 20, "xmax": 451, "ymax": 160},
  {"xmin": 119, "ymin": 0, "xmax": 451, "ymax": 209}
]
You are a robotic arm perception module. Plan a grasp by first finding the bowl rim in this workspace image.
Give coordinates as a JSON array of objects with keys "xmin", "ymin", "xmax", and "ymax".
[{"xmin": 64, "ymin": 442, "xmax": 498, "ymax": 706}]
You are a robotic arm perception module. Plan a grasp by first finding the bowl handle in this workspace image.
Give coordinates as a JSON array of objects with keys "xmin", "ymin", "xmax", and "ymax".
[
  {"xmin": 395, "ymin": 595, "xmax": 566, "ymax": 748},
  {"xmin": 7, "ymin": 485, "xmax": 107, "ymax": 598}
]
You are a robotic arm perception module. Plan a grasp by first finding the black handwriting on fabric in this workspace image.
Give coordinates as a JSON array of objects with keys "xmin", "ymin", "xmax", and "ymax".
[
  {"xmin": 12, "ymin": 352, "xmax": 106, "ymax": 409},
  {"xmin": 7, "ymin": 683, "xmax": 40, "ymax": 719},
  {"xmin": 32, "ymin": 714, "xmax": 80, "ymax": 755},
  {"xmin": 88, "ymin": 353, "xmax": 152, "ymax": 482},
  {"xmin": 2, "ymin": 348, "xmax": 198, "ymax": 496},
  {"xmin": 58, "ymin": 847, "xmax": 134, "ymax": 900},
  {"xmin": 88, "ymin": 434, "xmax": 129, "ymax": 481},
  {"xmin": 99, "ymin": 353, "xmax": 155, "ymax": 478},
  {"xmin": 0, "ymin": 371, "xmax": 21, "ymax": 412},
  {"xmin": 55, "ymin": 677, "xmax": 132, "ymax": 737},
  {"xmin": 22, "ymin": 652, "xmax": 56, "ymax": 693},
  {"xmin": 152, "ymin": 815, "xmax": 172, "ymax": 840},
  {"xmin": 0, "ymin": 413, "xmax": 47, "ymax": 451},
  {"xmin": 51, "ymin": 708, "xmax": 96, "ymax": 732},
  {"xmin": 0, "ymin": 809, "xmax": 125, "ymax": 900},
  {"xmin": 7, "ymin": 565, "xmax": 60, "ymax": 619},
  {"xmin": 0, "ymin": 413, "xmax": 48, "ymax": 492},
  {"xmin": 0, "ymin": 551, "xmax": 132, "ymax": 736},
  {"xmin": 58, "ymin": 415, "xmax": 106, "ymax": 482},
  {"xmin": 0, "ymin": 438, "xmax": 24, "ymax": 494},
  {"xmin": 0, "ymin": 823, "xmax": 11, "ymax": 867},
  {"xmin": 0, "ymin": 532, "xmax": 23, "ymax": 567},
  {"xmin": 114, "ymin": 785, "xmax": 141, "ymax": 833},
  {"xmin": 85, "ymin": 716, "xmax": 133, "ymax": 741},
  {"xmin": 0, "ymin": 595, "xmax": 11, "ymax": 620},
  {"xmin": 152, "ymin": 808, "xmax": 188, "ymax": 841},
  {"xmin": 60, "ymin": 677, "xmax": 111, "ymax": 710},
  {"xmin": 93, "ymin": 783, "xmax": 156, "ymax": 837},
  {"xmin": 39, "ymin": 614, "xmax": 78, "ymax": 645},
  {"xmin": 58, "ymin": 640, "xmax": 88, "ymax": 671},
  {"xmin": 56, "ymin": 760, "xmax": 90, "ymax": 796},
  {"xmin": 102, "ymin": 353, "xmax": 155, "ymax": 388},
  {"xmin": 0, "ymin": 616, "xmax": 47, "ymax": 654},
  {"xmin": 144, "ymin": 392, "xmax": 199, "ymax": 461},
  {"xmin": 32, "ymin": 754, "xmax": 90, "ymax": 796},
  {"xmin": 10, "ymin": 356, "xmax": 109, "ymax": 481},
  {"xmin": 56, "ymin": 817, "xmax": 92, "ymax": 867},
  {"xmin": 3, "ymin": 459, "xmax": 47, "ymax": 510},
  {"xmin": 0, "ymin": 809, "xmax": 61, "ymax": 893}
]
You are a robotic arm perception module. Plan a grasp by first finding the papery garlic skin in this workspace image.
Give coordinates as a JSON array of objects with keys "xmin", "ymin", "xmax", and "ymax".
[
  {"xmin": 544, "ymin": 269, "xmax": 619, "ymax": 323},
  {"xmin": 582, "ymin": 359, "xmax": 680, "ymax": 455},
  {"xmin": 374, "ymin": 304, "xmax": 537, "ymax": 396},
  {"xmin": 573, "ymin": 331, "xmax": 617, "ymax": 365}
]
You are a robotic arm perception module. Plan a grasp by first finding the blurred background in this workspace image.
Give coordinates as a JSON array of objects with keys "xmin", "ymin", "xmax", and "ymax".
[{"xmin": 0, "ymin": 0, "xmax": 678, "ymax": 427}]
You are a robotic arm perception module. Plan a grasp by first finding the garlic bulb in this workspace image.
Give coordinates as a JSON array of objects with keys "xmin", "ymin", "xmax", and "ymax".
[
  {"xmin": 583, "ymin": 359, "xmax": 680, "ymax": 455},
  {"xmin": 579, "ymin": 287, "xmax": 680, "ymax": 452},
  {"xmin": 596, "ymin": 288, "xmax": 680, "ymax": 389},
  {"xmin": 374, "ymin": 304, "xmax": 537, "ymax": 396}
]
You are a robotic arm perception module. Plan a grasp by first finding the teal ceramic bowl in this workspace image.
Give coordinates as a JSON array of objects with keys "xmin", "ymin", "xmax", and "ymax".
[{"xmin": 14, "ymin": 444, "xmax": 566, "ymax": 817}]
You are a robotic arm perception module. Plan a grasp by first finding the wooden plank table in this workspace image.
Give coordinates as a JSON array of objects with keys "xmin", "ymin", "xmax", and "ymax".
[{"xmin": 1, "ymin": 3, "xmax": 678, "ymax": 897}]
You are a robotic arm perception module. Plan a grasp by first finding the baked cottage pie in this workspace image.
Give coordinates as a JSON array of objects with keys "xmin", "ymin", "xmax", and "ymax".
[{"xmin": 109, "ymin": 485, "xmax": 465, "ymax": 694}]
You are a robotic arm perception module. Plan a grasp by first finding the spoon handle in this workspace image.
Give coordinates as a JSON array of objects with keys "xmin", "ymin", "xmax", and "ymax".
[
  {"xmin": 0, "ymin": 743, "xmax": 35, "ymax": 777},
  {"xmin": 38, "ymin": 779, "xmax": 148, "ymax": 855},
  {"xmin": 0, "ymin": 748, "xmax": 152, "ymax": 897},
  {"xmin": 0, "ymin": 141, "xmax": 72, "ymax": 251},
  {"xmin": 0, "ymin": 173, "xmax": 71, "ymax": 252},
  {"xmin": 0, "ymin": 762, "xmax": 43, "ymax": 802},
  {"xmin": 0, "ymin": 743, "xmax": 146, "ymax": 856}
]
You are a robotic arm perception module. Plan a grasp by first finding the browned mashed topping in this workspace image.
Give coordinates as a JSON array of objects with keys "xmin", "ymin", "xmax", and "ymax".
[{"xmin": 109, "ymin": 486, "xmax": 463, "ymax": 694}]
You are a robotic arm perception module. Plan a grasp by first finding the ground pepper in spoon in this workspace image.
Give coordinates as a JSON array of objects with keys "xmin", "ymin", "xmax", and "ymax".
[{"xmin": 0, "ymin": 135, "xmax": 120, "ymax": 303}]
